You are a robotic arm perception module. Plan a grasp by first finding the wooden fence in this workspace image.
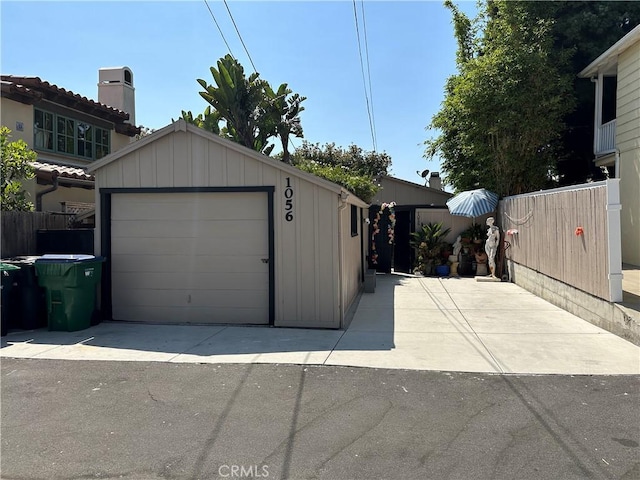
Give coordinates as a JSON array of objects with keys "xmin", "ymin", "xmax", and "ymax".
[
  {"xmin": 1, "ymin": 211, "xmax": 69, "ymax": 258},
  {"xmin": 498, "ymin": 180, "xmax": 622, "ymax": 302}
]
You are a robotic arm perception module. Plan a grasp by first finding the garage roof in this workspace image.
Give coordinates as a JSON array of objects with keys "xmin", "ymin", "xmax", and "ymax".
[{"xmin": 87, "ymin": 119, "xmax": 369, "ymax": 208}]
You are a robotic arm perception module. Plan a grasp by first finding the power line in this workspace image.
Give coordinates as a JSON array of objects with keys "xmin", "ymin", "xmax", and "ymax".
[
  {"xmin": 352, "ymin": 0, "xmax": 377, "ymax": 152},
  {"xmin": 202, "ymin": 0, "xmax": 236, "ymax": 59},
  {"xmin": 223, "ymin": 0, "xmax": 258, "ymax": 73},
  {"xmin": 360, "ymin": 0, "xmax": 377, "ymax": 151},
  {"xmin": 202, "ymin": 0, "xmax": 298, "ymax": 157}
]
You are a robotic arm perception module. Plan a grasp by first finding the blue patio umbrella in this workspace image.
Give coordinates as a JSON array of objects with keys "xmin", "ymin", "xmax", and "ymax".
[{"xmin": 446, "ymin": 188, "xmax": 499, "ymax": 219}]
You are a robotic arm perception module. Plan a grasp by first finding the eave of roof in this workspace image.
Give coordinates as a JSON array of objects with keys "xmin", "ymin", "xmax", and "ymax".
[
  {"xmin": 1, "ymin": 80, "xmax": 42, "ymax": 102},
  {"xmin": 578, "ymin": 25, "xmax": 640, "ymax": 78},
  {"xmin": 1, "ymin": 75, "xmax": 141, "ymax": 136},
  {"xmin": 32, "ymin": 161, "xmax": 94, "ymax": 182},
  {"xmin": 380, "ymin": 175, "xmax": 453, "ymax": 196}
]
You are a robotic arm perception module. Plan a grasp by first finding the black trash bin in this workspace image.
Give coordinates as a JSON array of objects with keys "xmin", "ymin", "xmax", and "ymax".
[
  {"xmin": 1, "ymin": 263, "xmax": 21, "ymax": 336},
  {"xmin": 1, "ymin": 257, "xmax": 47, "ymax": 330}
]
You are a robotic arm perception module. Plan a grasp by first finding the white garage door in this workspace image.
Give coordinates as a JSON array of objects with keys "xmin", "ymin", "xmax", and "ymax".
[{"xmin": 110, "ymin": 192, "xmax": 269, "ymax": 324}]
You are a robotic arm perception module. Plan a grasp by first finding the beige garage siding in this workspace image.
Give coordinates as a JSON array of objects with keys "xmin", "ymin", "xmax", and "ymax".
[
  {"xmin": 91, "ymin": 121, "xmax": 367, "ymax": 328},
  {"xmin": 110, "ymin": 191, "xmax": 269, "ymax": 324}
]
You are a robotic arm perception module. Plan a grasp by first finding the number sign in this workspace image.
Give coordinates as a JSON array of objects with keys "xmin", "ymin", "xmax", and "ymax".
[{"xmin": 284, "ymin": 177, "xmax": 294, "ymax": 222}]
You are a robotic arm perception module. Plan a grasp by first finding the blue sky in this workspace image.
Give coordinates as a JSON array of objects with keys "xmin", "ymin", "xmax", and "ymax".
[{"xmin": 1, "ymin": 0, "xmax": 477, "ymax": 186}]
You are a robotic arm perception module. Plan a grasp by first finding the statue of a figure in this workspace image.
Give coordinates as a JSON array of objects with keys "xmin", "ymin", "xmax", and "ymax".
[
  {"xmin": 453, "ymin": 235, "xmax": 462, "ymax": 258},
  {"xmin": 485, "ymin": 217, "xmax": 500, "ymax": 278}
]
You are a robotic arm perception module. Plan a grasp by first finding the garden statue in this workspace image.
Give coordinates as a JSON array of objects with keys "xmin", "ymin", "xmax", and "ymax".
[
  {"xmin": 453, "ymin": 235, "xmax": 462, "ymax": 258},
  {"xmin": 485, "ymin": 217, "xmax": 500, "ymax": 278}
]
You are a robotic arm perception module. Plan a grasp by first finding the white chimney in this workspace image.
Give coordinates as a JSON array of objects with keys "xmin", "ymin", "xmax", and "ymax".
[
  {"xmin": 98, "ymin": 67, "xmax": 135, "ymax": 125},
  {"xmin": 429, "ymin": 171, "xmax": 442, "ymax": 190}
]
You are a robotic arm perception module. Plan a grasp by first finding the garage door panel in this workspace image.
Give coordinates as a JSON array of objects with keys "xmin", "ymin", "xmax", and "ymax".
[
  {"xmin": 113, "ymin": 287, "xmax": 268, "ymax": 309},
  {"xmin": 111, "ymin": 254, "xmax": 267, "ymax": 274},
  {"xmin": 111, "ymin": 236, "xmax": 266, "ymax": 256},
  {"xmin": 111, "ymin": 219, "xmax": 268, "ymax": 239},
  {"xmin": 111, "ymin": 195, "xmax": 266, "ymax": 221},
  {"xmin": 112, "ymin": 305, "xmax": 268, "ymax": 324},
  {"xmin": 112, "ymin": 271, "xmax": 268, "ymax": 291},
  {"xmin": 110, "ymin": 191, "xmax": 270, "ymax": 325}
]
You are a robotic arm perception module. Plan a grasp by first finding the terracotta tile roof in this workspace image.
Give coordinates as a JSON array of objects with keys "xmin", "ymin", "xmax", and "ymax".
[
  {"xmin": 2, "ymin": 75, "xmax": 129, "ymax": 119},
  {"xmin": 1, "ymin": 80, "xmax": 42, "ymax": 101},
  {"xmin": 31, "ymin": 161, "xmax": 94, "ymax": 182}
]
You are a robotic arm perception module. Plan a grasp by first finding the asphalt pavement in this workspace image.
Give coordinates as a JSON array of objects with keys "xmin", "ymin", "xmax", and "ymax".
[
  {"xmin": 1, "ymin": 359, "xmax": 638, "ymax": 480},
  {"xmin": 2, "ymin": 274, "xmax": 639, "ymax": 480}
]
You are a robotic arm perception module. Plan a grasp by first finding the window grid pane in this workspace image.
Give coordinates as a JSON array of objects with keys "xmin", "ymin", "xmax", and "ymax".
[
  {"xmin": 95, "ymin": 128, "xmax": 110, "ymax": 159},
  {"xmin": 56, "ymin": 115, "xmax": 75, "ymax": 154},
  {"xmin": 34, "ymin": 109, "xmax": 54, "ymax": 151}
]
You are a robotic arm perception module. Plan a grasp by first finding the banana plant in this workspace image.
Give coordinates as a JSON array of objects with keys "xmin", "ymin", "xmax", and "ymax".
[
  {"xmin": 197, "ymin": 54, "xmax": 273, "ymax": 154},
  {"xmin": 264, "ymin": 83, "xmax": 306, "ymax": 164}
]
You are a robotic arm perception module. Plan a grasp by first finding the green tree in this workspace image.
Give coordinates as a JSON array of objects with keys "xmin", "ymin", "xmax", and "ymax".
[
  {"xmin": 425, "ymin": 0, "xmax": 574, "ymax": 196},
  {"xmin": 193, "ymin": 55, "xmax": 305, "ymax": 158},
  {"xmin": 293, "ymin": 162, "xmax": 379, "ymax": 204},
  {"xmin": 264, "ymin": 83, "xmax": 306, "ymax": 164},
  {"xmin": 1, "ymin": 126, "xmax": 36, "ymax": 211},
  {"xmin": 550, "ymin": 1, "xmax": 640, "ymax": 184},
  {"xmin": 179, "ymin": 107, "xmax": 221, "ymax": 135},
  {"xmin": 291, "ymin": 141, "xmax": 391, "ymax": 178},
  {"xmin": 290, "ymin": 141, "xmax": 391, "ymax": 202}
]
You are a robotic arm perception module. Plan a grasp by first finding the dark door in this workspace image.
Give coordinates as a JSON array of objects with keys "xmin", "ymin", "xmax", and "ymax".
[{"xmin": 393, "ymin": 210, "xmax": 412, "ymax": 273}]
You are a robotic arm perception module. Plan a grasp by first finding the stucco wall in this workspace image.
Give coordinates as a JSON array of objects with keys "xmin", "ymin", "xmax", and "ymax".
[
  {"xmin": 617, "ymin": 43, "xmax": 640, "ymax": 266},
  {"xmin": 0, "ymin": 98, "xmax": 33, "ymax": 144},
  {"xmin": 111, "ymin": 132, "xmax": 133, "ymax": 152},
  {"xmin": 94, "ymin": 127, "xmax": 357, "ymax": 328},
  {"xmin": 414, "ymin": 208, "xmax": 493, "ymax": 245}
]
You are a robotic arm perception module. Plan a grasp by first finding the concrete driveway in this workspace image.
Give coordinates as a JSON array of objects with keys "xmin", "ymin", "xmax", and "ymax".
[{"xmin": 1, "ymin": 274, "xmax": 638, "ymax": 375}]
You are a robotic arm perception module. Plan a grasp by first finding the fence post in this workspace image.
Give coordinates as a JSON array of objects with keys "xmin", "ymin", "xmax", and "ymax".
[{"xmin": 606, "ymin": 179, "xmax": 623, "ymax": 302}]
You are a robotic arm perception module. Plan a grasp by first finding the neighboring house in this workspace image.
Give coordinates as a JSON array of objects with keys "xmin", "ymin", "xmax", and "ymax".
[
  {"xmin": 0, "ymin": 67, "xmax": 140, "ymax": 215},
  {"xmin": 369, "ymin": 174, "xmax": 454, "ymax": 274},
  {"xmin": 86, "ymin": 119, "xmax": 369, "ymax": 329},
  {"xmin": 579, "ymin": 25, "xmax": 640, "ymax": 266},
  {"xmin": 371, "ymin": 173, "xmax": 452, "ymax": 206}
]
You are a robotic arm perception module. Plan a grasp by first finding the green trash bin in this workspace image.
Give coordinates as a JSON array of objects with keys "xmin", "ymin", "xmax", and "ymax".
[
  {"xmin": 35, "ymin": 255, "xmax": 105, "ymax": 332},
  {"xmin": 1, "ymin": 263, "xmax": 21, "ymax": 336}
]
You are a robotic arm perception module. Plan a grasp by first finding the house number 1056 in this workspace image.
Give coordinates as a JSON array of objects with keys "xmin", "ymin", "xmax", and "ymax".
[{"xmin": 284, "ymin": 177, "xmax": 294, "ymax": 222}]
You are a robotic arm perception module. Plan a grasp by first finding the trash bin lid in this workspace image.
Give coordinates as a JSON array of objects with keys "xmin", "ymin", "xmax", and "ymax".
[
  {"xmin": 1, "ymin": 256, "xmax": 42, "ymax": 265},
  {"xmin": 35, "ymin": 254, "xmax": 102, "ymax": 263},
  {"xmin": 0, "ymin": 262, "xmax": 21, "ymax": 271}
]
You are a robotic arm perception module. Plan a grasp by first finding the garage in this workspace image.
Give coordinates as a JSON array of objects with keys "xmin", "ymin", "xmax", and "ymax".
[
  {"xmin": 109, "ymin": 191, "xmax": 270, "ymax": 324},
  {"xmin": 88, "ymin": 120, "xmax": 368, "ymax": 328}
]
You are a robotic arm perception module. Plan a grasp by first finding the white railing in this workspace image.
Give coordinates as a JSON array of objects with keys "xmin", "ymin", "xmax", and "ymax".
[{"xmin": 597, "ymin": 119, "xmax": 616, "ymax": 154}]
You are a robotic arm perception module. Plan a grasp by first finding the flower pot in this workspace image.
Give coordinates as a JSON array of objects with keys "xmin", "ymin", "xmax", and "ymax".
[
  {"xmin": 435, "ymin": 265, "xmax": 450, "ymax": 277},
  {"xmin": 450, "ymin": 262, "xmax": 459, "ymax": 276}
]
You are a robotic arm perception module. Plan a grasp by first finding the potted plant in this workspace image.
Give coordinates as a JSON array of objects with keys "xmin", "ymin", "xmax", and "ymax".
[
  {"xmin": 410, "ymin": 222, "xmax": 451, "ymax": 275},
  {"xmin": 464, "ymin": 223, "xmax": 486, "ymax": 244},
  {"xmin": 435, "ymin": 256, "xmax": 451, "ymax": 277}
]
